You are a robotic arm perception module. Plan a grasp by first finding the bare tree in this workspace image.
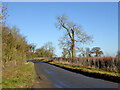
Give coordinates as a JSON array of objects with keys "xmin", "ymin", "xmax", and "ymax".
[
  {"xmin": 56, "ymin": 14, "xmax": 93, "ymax": 58},
  {"xmin": 85, "ymin": 48, "xmax": 91, "ymax": 57},
  {"xmin": 59, "ymin": 33, "xmax": 72, "ymax": 57},
  {"xmin": 116, "ymin": 51, "xmax": 120, "ymax": 57},
  {"xmin": 62, "ymin": 48, "xmax": 68, "ymax": 58},
  {"xmin": 43, "ymin": 42, "xmax": 55, "ymax": 57},
  {"xmin": 91, "ymin": 47, "xmax": 104, "ymax": 57},
  {"xmin": 35, "ymin": 42, "xmax": 55, "ymax": 57},
  {"xmin": 0, "ymin": 4, "xmax": 9, "ymax": 26}
]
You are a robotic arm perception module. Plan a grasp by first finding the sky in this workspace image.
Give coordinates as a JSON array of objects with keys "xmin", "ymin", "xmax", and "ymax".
[
  {"xmin": 2, "ymin": 0, "xmax": 120, "ymax": 2},
  {"xmin": 4, "ymin": 2, "xmax": 118, "ymax": 57}
]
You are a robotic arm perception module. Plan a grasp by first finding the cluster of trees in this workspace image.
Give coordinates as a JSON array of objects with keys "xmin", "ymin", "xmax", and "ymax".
[
  {"xmin": 62, "ymin": 47, "xmax": 104, "ymax": 58},
  {"xmin": 1, "ymin": 4, "xmax": 56, "ymax": 69},
  {"xmin": 2, "ymin": 25, "xmax": 56, "ymax": 68},
  {"xmin": 26, "ymin": 44, "xmax": 36, "ymax": 58},
  {"xmin": 2, "ymin": 25, "xmax": 56, "ymax": 69},
  {"xmin": 35, "ymin": 42, "xmax": 55, "ymax": 57},
  {"xmin": 79, "ymin": 47, "xmax": 104, "ymax": 57},
  {"xmin": 1, "ymin": 4, "xmax": 27, "ymax": 68},
  {"xmin": 2, "ymin": 26, "xmax": 28, "ymax": 68}
]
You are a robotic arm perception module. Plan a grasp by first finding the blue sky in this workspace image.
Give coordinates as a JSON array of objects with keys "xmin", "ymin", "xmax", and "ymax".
[{"xmin": 5, "ymin": 2, "xmax": 118, "ymax": 57}]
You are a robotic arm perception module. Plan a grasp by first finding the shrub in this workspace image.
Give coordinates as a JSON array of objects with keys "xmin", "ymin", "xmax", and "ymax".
[{"xmin": 51, "ymin": 57, "xmax": 119, "ymax": 73}]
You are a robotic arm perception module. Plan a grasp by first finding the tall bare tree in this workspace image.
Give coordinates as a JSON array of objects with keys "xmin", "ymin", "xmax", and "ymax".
[{"xmin": 56, "ymin": 14, "xmax": 93, "ymax": 58}]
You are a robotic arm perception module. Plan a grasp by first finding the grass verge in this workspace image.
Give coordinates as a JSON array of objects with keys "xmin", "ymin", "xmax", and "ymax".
[
  {"xmin": 2, "ymin": 62, "xmax": 34, "ymax": 88},
  {"xmin": 35, "ymin": 59, "xmax": 120, "ymax": 83}
]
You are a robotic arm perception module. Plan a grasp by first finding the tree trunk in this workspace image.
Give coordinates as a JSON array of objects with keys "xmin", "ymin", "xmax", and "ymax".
[
  {"xmin": 72, "ymin": 42, "xmax": 75, "ymax": 58},
  {"xmin": 72, "ymin": 30, "xmax": 75, "ymax": 58}
]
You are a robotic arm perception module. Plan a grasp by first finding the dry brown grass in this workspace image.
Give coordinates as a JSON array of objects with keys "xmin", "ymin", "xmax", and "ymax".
[{"xmin": 51, "ymin": 57, "xmax": 119, "ymax": 73}]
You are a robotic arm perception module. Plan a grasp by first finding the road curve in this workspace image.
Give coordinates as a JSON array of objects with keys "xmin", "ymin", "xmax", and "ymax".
[{"xmin": 32, "ymin": 61, "xmax": 119, "ymax": 88}]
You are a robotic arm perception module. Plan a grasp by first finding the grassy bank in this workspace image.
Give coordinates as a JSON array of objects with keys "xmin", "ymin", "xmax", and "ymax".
[
  {"xmin": 35, "ymin": 59, "xmax": 120, "ymax": 83},
  {"xmin": 2, "ymin": 62, "xmax": 34, "ymax": 88}
]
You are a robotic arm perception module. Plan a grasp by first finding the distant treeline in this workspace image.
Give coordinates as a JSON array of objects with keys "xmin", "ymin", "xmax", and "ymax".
[{"xmin": 35, "ymin": 42, "xmax": 55, "ymax": 58}]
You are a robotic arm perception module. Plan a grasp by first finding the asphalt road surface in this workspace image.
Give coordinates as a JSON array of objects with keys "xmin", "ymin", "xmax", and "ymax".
[{"xmin": 32, "ymin": 61, "xmax": 119, "ymax": 88}]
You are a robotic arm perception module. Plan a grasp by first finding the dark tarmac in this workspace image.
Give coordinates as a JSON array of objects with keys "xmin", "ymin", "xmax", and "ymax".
[{"xmin": 32, "ymin": 61, "xmax": 119, "ymax": 88}]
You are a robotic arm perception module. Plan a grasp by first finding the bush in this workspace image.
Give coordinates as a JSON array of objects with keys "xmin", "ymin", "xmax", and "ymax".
[
  {"xmin": 52, "ymin": 57, "xmax": 119, "ymax": 73},
  {"xmin": 2, "ymin": 26, "xmax": 29, "ymax": 69}
]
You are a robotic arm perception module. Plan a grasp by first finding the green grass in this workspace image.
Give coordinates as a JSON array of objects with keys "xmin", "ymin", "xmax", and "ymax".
[
  {"xmin": 54, "ymin": 63, "xmax": 120, "ymax": 76},
  {"xmin": 35, "ymin": 59, "xmax": 120, "ymax": 77},
  {"xmin": 2, "ymin": 62, "xmax": 34, "ymax": 88}
]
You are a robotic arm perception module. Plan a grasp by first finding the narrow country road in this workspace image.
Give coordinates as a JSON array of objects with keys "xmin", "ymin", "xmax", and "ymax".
[{"xmin": 32, "ymin": 61, "xmax": 119, "ymax": 88}]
